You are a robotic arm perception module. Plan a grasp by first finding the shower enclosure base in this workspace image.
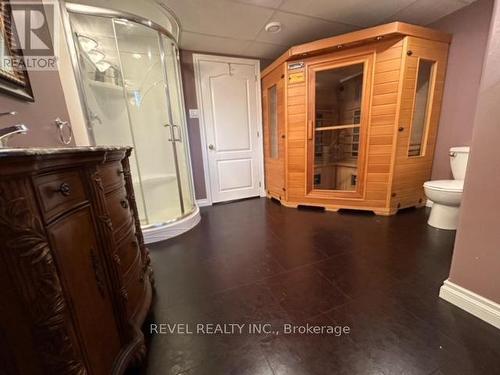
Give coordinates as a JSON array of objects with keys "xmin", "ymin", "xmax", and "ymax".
[{"xmin": 143, "ymin": 205, "xmax": 201, "ymax": 244}]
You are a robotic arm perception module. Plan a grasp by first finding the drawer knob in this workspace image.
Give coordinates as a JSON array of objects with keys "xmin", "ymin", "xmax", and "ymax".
[
  {"xmin": 120, "ymin": 199, "xmax": 129, "ymax": 209},
  {"xmin": 117, "ymin": 168, "xmax": 130, "ymax": 177},
  {"xmin": 57, "ymin": 182, "xmax": 71, "ymax": 196}
]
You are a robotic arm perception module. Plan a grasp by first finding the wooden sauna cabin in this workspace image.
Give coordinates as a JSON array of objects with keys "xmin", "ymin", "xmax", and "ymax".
[{"xmin": 261, "ymin": 22, "xmax": 451, "ymax": 215}]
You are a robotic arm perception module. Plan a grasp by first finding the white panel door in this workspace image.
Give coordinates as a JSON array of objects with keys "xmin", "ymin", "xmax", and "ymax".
[{"xmin": 198, "ymin": 58, "xmax": 262, "ymax": 203}]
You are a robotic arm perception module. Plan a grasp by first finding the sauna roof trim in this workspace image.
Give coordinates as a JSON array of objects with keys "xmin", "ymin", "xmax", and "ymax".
[{"xmin": 261, "ymin": 22, "xmax": 452, "ymax": 77}]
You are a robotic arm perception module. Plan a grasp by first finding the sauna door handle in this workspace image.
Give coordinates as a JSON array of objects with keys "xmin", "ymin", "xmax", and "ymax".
[{"xmin": 307, "ymin": 120, "xmax": 314, "ymax": 140}]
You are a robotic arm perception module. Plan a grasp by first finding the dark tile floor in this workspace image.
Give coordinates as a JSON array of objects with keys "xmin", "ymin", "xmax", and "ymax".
[{"xmin": 142, "ymin": 198, "xmax": 500, "ymax": 375}]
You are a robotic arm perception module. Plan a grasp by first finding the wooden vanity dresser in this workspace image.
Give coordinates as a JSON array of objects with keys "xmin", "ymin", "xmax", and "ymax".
[{"xmin": 0, "ymin": 146, "xmax": 154, "ymax": 374}]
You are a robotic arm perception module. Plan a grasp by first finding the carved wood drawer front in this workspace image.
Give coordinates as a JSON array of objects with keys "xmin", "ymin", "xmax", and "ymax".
[
  {"xmin": 116, "ymin": 229, "xmax": 141, "ymax": 274},
  {"xmin": 99, "ymin": 161, "xmax": 125, "ymax": 193},
  {"xmin": 34, "ymin": 170, "xmax": 87, "ymax": 222},
  {"xmin": 47, "ymin": 206, "xmax": 121, "ymax": 374},
  {"xmin": 123, "ymin": 251, "xmax": 146, "ymax": 318},
  {"xmin": 107, "ymin": 186, "xmax": 133, "ymax": 233},
  {"xmin": 113, "ymin": 213, "xmax": 135, "ymax": 245}
]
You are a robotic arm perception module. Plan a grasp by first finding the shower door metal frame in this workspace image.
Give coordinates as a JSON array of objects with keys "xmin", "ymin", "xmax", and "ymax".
[
  {"xmin": 174, "ymin": 42, "xmax": 196, "ymax": 210},
  {"xmin": 61, "ymin": 1, "xmax": 198, "ymax": 227},
  {"xmin": 157, "ymin": 36, "xmax": 185, "ymax": 214}
]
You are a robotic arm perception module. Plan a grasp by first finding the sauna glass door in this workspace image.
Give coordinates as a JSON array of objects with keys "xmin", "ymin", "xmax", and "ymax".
[{"xmin": 309, "ymin": 60, "xmax": 368, "ymax": 194}]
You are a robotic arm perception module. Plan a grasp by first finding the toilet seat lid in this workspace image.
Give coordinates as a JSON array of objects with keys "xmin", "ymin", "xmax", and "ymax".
[{"xmin": 424, "ymin": 179, "xmax": 463, "ymax": 192}]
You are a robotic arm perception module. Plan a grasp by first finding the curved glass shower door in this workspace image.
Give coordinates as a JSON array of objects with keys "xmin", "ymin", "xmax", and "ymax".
[
  {"xmin": 161, "ymin": 39, "xmax": 196, "ymax": 213},
  {"xmin": 113, "ymin": 19, "xmax": 185, "ymax": 224},
  {"xmin": 68, "ymin": 11, "xmax": 196, "ymax": 227}
]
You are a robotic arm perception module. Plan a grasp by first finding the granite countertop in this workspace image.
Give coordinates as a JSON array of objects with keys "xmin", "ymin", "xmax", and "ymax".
[{"xmin": 0, "ymin": 145, "xmax": 132, "ymax": 157}]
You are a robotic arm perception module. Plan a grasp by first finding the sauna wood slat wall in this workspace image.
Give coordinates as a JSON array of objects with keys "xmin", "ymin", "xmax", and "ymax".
[
  {"xmin": 286, "ymin": 69, "xmax": 307, "ymax": 203},
  {"xmin": 262, "ymin": 64, "xmax": 286, "ymax": 199},
  {"xmin": 390, "ymin": 37, "xmax": 449, "ymax": 210},
  {"xmin": 368, "ymin": 39, "xmax": 405, "ymax": 213}
]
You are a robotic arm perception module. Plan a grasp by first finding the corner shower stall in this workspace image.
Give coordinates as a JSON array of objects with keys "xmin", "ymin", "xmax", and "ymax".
[{"xmin": 63, "ymin": 2, "xmax": 199, "ymax": 243}]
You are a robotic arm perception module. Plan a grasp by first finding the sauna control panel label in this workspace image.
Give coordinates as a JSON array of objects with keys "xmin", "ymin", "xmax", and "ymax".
[{"xmin": 288, "ymin": 72, "xmax": 305, "ymax": 84}]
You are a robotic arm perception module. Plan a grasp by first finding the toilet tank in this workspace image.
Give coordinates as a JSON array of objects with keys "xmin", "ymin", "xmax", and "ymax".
[{"xmin": 449, "ymin": 146, "xmax": 470, "ymax": 180}]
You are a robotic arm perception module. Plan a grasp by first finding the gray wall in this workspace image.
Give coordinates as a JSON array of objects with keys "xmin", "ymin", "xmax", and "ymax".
[
  {"xmin": 430, "ymin": 0, "xmax": 493, "ymax": 179},
  {"xmin": 180, "ymin": 50, "xmax": 207, "ymax": 199}
]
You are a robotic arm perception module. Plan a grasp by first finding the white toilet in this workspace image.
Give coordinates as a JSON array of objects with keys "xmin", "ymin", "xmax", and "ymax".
[{"xmin": 423, "ymin": 146, "xmax": 470, "ymax": 230}]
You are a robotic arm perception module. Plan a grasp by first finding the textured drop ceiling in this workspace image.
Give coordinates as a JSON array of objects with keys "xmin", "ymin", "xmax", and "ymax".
[{"xmin": 160, "ymin": 0, "xmax": 475, "ymax": 61}]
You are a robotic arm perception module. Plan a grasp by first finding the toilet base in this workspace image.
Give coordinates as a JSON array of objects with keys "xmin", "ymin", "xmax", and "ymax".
[{"xmin": 427, "ymin": 203, "xmax": 460, "ymax": 230}]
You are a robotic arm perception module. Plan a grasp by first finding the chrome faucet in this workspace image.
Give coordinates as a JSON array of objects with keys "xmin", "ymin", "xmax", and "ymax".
[
  {"xmin": 0, "ymin": 111, "xmax": 17, "ymax": 117},
  {"xmin": 0, "ymin": 111, "xmax": 29, "ymax": 147},
  {"xmin": 0, "ymin": 124, "xmax": 29, "ymax": 147}
]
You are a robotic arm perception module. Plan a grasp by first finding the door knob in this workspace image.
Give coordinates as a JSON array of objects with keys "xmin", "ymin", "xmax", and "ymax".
[{"xmin": 208, "ymin": 144, "xmax": 215, "ymax": 150}]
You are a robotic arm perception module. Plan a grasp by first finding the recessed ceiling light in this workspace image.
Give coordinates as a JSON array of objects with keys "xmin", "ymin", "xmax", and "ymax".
[
  {"xmin": 265, "ymin": 21, "xmax": 281, "ymax": 33},
  {"xmin": 132, "ymin": 53, "xmax": 142, "ymax": 59}
]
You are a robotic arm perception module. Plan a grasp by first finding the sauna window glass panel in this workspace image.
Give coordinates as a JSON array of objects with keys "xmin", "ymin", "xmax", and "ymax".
[
  {"xmin": 408, "ymin": 59, "xmax": 434, "ymax": 157},
  {"xmin": 268, "ymin": 85, "xmax": 278, "ymax": 159},
  {"xmin": 314, "ymin": 63, "xmax": 364, "ymax": 191}
]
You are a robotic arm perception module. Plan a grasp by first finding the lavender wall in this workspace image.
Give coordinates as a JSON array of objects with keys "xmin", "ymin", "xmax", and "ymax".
[
  {"xmin": 430, "ymin": 0, "xmax": 493, "ymax": 179},
  {"xmin": 0, "ymin": 69, "xmax": 72, "ymax": 148},
  {"xmin": 446, "ymin": 0, "xmax": 500, "ymax": 304},
  {"xmin": 0, "ymin": 0, "xmax": 72, "ymax": 148},
  {"xmin": 180, "ymin": 50, "xmax": 207, "ymax": 200}
]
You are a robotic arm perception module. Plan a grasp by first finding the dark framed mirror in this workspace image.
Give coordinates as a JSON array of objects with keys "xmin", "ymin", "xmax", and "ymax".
[{"xmin": 0, "ymin": 0, "xmax": 34, "ymax": 101}]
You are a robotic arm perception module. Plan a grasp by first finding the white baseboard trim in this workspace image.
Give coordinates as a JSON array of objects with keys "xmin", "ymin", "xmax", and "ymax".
[
  {"xmin": 439, "ymin": 280, "xmax": 500, "ymax": 329},
  {"xmin": 426, "ymin": 199, "xmax": 433, "ymax": 207},
  {"xmin": 196, "ymin": 198, "xmax": 211, "ymax": 207}
]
